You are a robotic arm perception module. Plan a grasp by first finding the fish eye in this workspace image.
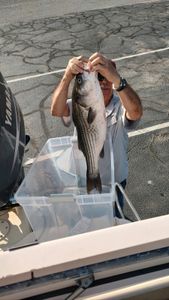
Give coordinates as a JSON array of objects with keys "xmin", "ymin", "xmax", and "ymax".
[{"xmin": 76, "ymin": 74, "xmax": 82, "ymax": 85}]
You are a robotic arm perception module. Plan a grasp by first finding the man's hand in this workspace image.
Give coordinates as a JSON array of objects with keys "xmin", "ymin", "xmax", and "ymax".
[
  {"xmin": 89, "ymin": 52, "xmax": 120, "ymax": 86},
  {"xmin": 51, "ymin": 55, "xmax": 88, "ymax": 117},
  {"xmin": 64, "ymin": 56, "xmax": 88, "ymax": 81}
]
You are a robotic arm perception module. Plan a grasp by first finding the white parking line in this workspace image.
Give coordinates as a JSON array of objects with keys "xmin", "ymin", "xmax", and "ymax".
[
  {"xmin": 7, "ymin": 69, "xmax": 66, "ymax": 83},
  {"xmin": 24, "ymin": 122, "xmax": 169, "ymax": 166},
  {"xmin": 128, "ymin": 121, "xmax": 169, "ymax": 137},
  {"xmin": 114, "ymin": 46, "xmax": 169, "ymax": 61},
  {"xmin": 7, "ymin": 46, "xmax": 169, "ymax": 83}
]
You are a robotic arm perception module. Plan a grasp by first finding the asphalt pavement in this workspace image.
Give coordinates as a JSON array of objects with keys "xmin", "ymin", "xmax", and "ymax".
[{"xmin": 0, "ymin": 0, "xmax": 169, "ymax": 220}]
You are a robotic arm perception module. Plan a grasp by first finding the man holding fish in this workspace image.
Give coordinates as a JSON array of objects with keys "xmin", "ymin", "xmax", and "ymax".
[{"xmin": 51, "ymin": 52, "xmax": 143, "ymax": 214}]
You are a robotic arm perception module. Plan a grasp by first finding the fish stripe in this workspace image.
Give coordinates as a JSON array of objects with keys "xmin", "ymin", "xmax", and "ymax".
[
  {"xmin": 80, "ymin": 114, "xmax": 98, "ymax": 175},
  {"xmin": 74, "ymin": 105, "xmax": 98, "ymax": 175}
]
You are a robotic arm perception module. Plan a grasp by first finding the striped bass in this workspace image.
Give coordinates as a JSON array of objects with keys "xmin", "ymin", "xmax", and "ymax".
[{"xmin": 72, "ymin": 69, "xmax": 107, "ymax": 193}]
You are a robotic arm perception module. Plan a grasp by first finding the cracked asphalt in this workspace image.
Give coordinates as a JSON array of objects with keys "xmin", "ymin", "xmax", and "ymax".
[{"xmin": 0, "ymin": 0, "xmax": 169, "ymax": 220}]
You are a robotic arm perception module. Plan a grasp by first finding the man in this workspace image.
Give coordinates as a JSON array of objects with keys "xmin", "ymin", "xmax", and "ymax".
[{"xmin": 51, "ymin": 52, "xmax": 143, "ymax": 216}]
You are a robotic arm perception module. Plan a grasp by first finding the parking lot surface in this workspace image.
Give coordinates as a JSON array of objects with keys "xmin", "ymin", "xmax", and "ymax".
[{"xmin": 0, "ymin": 0, "xmax": 169, "ymax": 220}]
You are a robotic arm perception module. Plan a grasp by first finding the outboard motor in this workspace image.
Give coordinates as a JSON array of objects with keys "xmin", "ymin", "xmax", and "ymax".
[{"xmin": 0, "ymin": 72, "xmax": 25, "ymax": 208}]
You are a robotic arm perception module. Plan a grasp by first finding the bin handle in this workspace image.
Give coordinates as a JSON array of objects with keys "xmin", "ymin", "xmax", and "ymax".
[{"xmin": 114, "ymin": 182, "xmax": 141, "ymax": 221}]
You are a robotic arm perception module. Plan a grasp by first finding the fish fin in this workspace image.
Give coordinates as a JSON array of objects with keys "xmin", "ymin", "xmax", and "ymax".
[
  {"xmin": 77, "ymin": 133, "xmax": 82, "ymax": 151},
  {"xmin": 99, "ymin": 146, "xmax": 104, "ymax": 158},
  {"xmin": 78, "ymin": 140, "xmax": 82, "ymax": 151},
  {"xmin": 75, "ymin": 129, "xmax": 82, "ymax": 151},
  {"xmin": 87, "ymin": 173, "xmax": 102, "ymax": 194},
  {"xmin": 87, "ymin": 107, "xmax": 96, "ymax": 124}
]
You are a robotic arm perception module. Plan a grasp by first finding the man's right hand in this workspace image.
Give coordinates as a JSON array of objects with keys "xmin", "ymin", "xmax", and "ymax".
[
  {"xmin": 64, "ymin": 56, "xmax": 88, "ymax": 81},
  {"xmin": 89, "ymin": 52, "xmax": 120, "ymax": 85}
]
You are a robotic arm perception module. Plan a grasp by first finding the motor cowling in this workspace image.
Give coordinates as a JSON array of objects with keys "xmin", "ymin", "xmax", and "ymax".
[{"xmin": 0, "ymin": 72, "xmax": 25, "ymax": 207}]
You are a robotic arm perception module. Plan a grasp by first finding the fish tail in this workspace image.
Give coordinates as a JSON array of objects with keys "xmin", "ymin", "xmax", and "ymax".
[{"xmin": 87, "ymin": 172, "xmax": 102, "ymax": 194}]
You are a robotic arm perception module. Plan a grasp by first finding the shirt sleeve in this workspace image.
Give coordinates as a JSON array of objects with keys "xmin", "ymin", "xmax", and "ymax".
[
  {"xmin": 122, "ymin": 107, "xmax": 140, "ymax": 130},
  {"xmin": 62, "ymin": 99, "xmax": 72, "ymax": 127}
]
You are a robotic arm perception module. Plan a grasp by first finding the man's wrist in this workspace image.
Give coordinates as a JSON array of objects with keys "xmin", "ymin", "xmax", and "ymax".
[
  {"xmin": 113, "ymin": 77, "xmax": 128, "ymax": 92},
  {"xmin": 62, "ymin": 72, "xmax": 74, "ymax": 84}
]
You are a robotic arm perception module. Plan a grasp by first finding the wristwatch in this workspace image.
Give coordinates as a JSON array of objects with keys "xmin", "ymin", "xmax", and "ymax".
[{"xmin": 113, "ymin": 77, "xmax": 128, "ymax": 92}]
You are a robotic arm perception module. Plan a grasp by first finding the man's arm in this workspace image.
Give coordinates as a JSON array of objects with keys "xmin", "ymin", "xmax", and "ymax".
[
  {"xmin": 89, "ymin": 52, "xmax": 143, "ymax": 121},
  {"xmin": 51, "ymin": 74, "xmax": 72, "ymax": 117},
  {"xmin": 51, "ymin": 56, "xmax": 88, "ymax": 117},
  {"xmin": 115, "ymin": 83, "xmax": 143, "ymax": 121}
]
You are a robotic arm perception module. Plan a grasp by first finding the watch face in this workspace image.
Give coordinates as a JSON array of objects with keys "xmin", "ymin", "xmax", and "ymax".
[
  {"xmin": 122, "ymin": 78, "xmax": 127, "ymax": 87},
  {"xmin": 116, "ymin": 78, "xmax": 127, "ymax": 91}
]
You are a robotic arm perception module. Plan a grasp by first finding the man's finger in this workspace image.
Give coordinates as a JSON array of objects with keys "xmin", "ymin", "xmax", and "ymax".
[
  {"xmin": 77, "ymin": 55, "xmax": 88, "ymax": 62},
  {"xmin": 72, "ymin": 64, "xmax": 84, "ymax": 74},
  {"xmin": 89, "ymin": 52, "xmax": 102, "ymax": 61},
  {"xmin": 92, "ymin": 63, "xmax": 105, "ymax": 73}
]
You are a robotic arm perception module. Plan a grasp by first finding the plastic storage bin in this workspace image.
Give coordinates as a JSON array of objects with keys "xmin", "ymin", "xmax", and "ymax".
[{"xmin": 15, "ymin": 136, "xmax": 115, "ymax": 242}]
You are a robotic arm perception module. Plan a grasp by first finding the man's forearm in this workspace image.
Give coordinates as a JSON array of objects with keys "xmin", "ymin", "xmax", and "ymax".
[
  {"xmin": 51, "ymin": 74, "xmax": 72, "ymax": 117},
  {"xmin": 118, "ymin": 84, "xmax": 143, "ymax": 121}
]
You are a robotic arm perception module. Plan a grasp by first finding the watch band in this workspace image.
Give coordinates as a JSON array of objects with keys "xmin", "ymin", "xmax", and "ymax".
[{"xmin": 113, "ymin": 77, "xmax": 128, "ymax": 92}]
